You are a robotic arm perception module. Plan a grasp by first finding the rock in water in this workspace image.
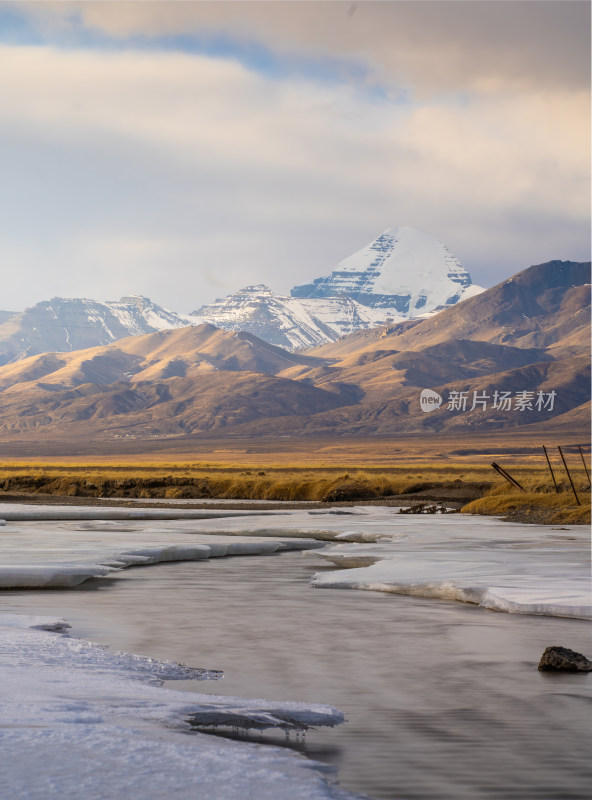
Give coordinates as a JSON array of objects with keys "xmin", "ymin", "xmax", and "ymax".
[{"xmin": 538, "ymin": 646, "xmax": 592, "ymax": 672}]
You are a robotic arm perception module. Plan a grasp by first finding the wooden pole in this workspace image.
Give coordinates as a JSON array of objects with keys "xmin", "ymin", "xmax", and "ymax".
[
  {"xmin": 542, "ymin": 445, "xmax": 559, "ymax": 493},
  {"xmin": 557, "ymin": 446, "xmax": 580, "ymax": 506},
  {"xmin": 577, "ymin": 445, "xmax": 591, "ymax": 488},
  {"xmin": 491, "ymin": 462, "xmax": 525, "ymax": 492}
]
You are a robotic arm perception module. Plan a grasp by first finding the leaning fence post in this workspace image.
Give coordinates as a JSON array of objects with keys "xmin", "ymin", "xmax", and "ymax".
[
  {"xmin": 577, "ymin": 445, "xmax": 591, "ymax": 489},
  {"xmin": 542, "ymin": 445, "xmax": 559, "ymax": 493},
  {"xmin": 491, "ymin": 462, "xmax": 525, "ymax": 492},
  {"xmin": 557, "ymin": 446, "xmax": 580, "ymax": 506}
]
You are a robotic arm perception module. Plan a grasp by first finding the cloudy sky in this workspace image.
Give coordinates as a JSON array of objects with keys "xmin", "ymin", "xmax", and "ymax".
[{"xmin": 1, "ymin": 1, "xmax": 590, "ymax": 313}]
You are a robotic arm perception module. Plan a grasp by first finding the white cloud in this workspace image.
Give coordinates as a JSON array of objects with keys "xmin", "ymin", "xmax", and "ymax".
[
  {"xmin": 0, "ymin": 40, "xmax": 589, "ymax": 312},
  {"xmin": 25, "ymin": 1, "xmax": 590, "ymax": 93}
]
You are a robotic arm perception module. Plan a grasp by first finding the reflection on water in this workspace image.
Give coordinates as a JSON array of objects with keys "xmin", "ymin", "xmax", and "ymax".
[{"xmin": 3, "ymin": 550, "xmax": 591, "ymax": 800}]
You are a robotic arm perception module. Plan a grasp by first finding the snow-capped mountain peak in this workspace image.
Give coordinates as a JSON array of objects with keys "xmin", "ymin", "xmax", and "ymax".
[{"xmin": 291, "ymin": 226, "xmax": 482, "ymax": 315}]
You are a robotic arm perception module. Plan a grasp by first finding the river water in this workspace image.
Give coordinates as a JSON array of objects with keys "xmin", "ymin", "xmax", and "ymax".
[{"xmin": 2, "ymin": 540, "xmax": 590, "ymax": 800}]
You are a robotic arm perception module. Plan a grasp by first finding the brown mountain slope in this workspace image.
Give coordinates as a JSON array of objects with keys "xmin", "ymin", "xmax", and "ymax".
[
  {"xmin": 280, "ymin": 339, "xmax": 551, "ymax": 401},
  {"xmin": 309, "ymin": 260, "xmax": 590, "ymax": 361},
  {"xmin": 0, "ymin": 324, "xmax": 328, "ymax": 393},
  {"xmin": 0, "ymin": 324, "xmax": 343, "ymax": 438},
  {"xmin": 530, "ymin": 399, "xmax": 591, "ymax": 432},
  {"xmin": 308, "ymin": 319, "xmax": 422, "ymax": 359},
  {"xmin": 278, "ymin": 259, "xmax": 590, "ymax": 410},
  {"xmin": 202, "ymin": 355, "xmax": 590, "ymax": 438},
  {"xmin": 115, "ymin": 324, "xmax": 325, "ymax": 373},
  {"xmin": 0, "ymin": 369, "xmax": 347, "ymax": 438}
]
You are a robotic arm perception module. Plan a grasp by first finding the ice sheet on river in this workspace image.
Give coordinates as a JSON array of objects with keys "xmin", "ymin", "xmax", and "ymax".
[
  {"xmin": 0, "ymin": 522, "xmax": 325, "ymax": 588},
  {"xmin": 125, "ymin": 505, "xmax": 587, "ymax": 620},
  {"xmin": 0, "ymin": 615, "xmax": 359, "ymax": 800},
  {"xmin": 307, "ymin": 513, "xmax": 591, "ymax": 620},
  {"xmin": 1, "ymin": 504, "xmax": 589, "ymax": 618}
]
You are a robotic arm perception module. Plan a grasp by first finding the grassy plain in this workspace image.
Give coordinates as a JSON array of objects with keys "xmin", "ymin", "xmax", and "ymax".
[
  {"xmin": 0, "ymin": 429, "xmax": 589, "ymax": 465},
  {"xmin": 0, "ymin": 432, "xmax": 588, "ymax": 522}
]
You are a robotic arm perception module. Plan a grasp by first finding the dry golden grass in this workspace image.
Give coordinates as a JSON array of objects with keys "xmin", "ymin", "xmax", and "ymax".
[
  {"xmin": 0, "ymin": 453, "xmax": 589, "ymax": 519},
  {"xmin": 462, "ymin": 487, "xmax": 591, "ymax": 524},
  {"xmin": 0, "ymin": 462, "xmax": 493, "ymax": 501},
  {"xmin": 549, "ymin": 505, "xmax": 591, "ymax": 525},
  {"xmin": 0, "ymin": 461, "xmax": 546, "ymax": 482},
  {"xmin": 0, "ymin": 469, "xmax": 397, "ymax": 502},
  {"xmin": 0, "ymin": 461, "xmax": 564, "ymax": 503}
]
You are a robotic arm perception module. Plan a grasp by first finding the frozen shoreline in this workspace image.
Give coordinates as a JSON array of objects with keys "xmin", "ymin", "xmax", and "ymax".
[
  {"xmin": 0, "ymin": 530, "xmax": 325, "ymax": 589},
  {"xmin": 310, "ymin": 538, "xmax": 592, "ymax": 620},
  {"xmin": 0, "ymin": 614, "xmax": 360, "ymax": 800}
]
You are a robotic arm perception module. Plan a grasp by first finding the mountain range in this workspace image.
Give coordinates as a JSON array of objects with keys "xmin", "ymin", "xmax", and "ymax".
[
  {"xmin": 0, "ymin": 227, "xmax": 482, "ymax": 361},
  {"xmin": 0, "ymin": 259, "xmax": 588, "ymax": 445}
]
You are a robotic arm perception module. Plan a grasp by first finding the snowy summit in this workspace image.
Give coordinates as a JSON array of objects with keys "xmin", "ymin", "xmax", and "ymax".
[
  {"xmin": 193, "ymin": 227, "xmax": 484, "ymax": 350},
  {"xmin": 291, "ymin": 226, "xmax": 483, "ymax": 316}
]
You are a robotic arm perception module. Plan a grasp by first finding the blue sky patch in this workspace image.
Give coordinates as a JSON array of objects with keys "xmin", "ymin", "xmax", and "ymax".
[{"xmin": 0, "ymin": 5, "xmax": 390, "ymax": 96}]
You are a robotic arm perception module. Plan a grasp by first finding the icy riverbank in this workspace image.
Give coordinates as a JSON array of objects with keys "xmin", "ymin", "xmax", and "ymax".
[
  {"xmin": 0, "ymin": 502, "xmax": 280, "ymax": 521},
  {"xmin": 308, "ymin": 517, "xmax": 591, "ymax": 619},
  {"xmin": 1, "ymin": 503, "xmax": 590, "ymax": 799},
  {"xmin": 0, "ymin": 518, "xmax": 326, "ymax": 588},
  {"xmin": 0, "ymin": 615, "xmax": 359, "ymax": 800}
]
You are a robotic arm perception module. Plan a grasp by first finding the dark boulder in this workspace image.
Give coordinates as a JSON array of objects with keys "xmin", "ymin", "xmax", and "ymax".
[{"xmin": 538, "ymin": 646, "xmax": 592, "ymax": 672}]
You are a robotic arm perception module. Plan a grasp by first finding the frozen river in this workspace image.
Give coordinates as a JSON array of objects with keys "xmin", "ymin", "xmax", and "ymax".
[{"xmin": 1, "ymin": 505, "xmax": 590, "ymax": 799}]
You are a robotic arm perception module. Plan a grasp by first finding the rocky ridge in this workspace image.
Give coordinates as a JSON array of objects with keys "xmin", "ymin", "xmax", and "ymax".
[{"xmin": 190, "ymin": 285, "xmax": 389, "ymax": 350}]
